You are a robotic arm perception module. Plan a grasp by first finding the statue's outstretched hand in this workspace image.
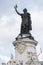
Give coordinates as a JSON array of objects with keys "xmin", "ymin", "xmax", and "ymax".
[
  {"xmin": 14, "ymin": 4, "xmax": 17, "ymax": 9},
  {"xmin": 14, "ymin": 4, "xmax": 21, "ymax": 15}
]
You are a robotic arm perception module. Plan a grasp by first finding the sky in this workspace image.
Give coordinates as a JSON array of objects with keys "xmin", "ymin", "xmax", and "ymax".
[{"xmin": 0, "ymin": 0, "xmax": 43, "ymax": 64}]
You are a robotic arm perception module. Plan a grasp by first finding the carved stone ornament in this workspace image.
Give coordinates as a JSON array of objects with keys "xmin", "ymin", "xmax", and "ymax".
[
  {"xmin": 26, "ymin": 52, "xmax": 41, "ymax": 65},
  {"xmin": 15, "ymin": 42, "xmax": 26, "ymax": 54}
]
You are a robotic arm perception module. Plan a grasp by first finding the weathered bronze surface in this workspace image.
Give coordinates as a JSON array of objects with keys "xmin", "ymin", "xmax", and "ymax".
[{"xmin": 14, "ymin": 5, "xmax": 32, "ymax": 35}]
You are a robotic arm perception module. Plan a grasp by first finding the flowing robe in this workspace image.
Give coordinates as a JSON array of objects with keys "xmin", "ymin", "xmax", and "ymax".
[{"xmin": 20, "ymin": 13, "xmax": 32, "ymax": 34}]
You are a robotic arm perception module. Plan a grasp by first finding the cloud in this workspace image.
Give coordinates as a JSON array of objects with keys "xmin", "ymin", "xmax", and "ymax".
[
  {"xmin": 0, "ymin": 14, "xmax": 21, "ymax": 40},
  {"xmin": 38, "ymin": 53, "xmax": 43, "ymax": 61},
  {"xmin": 31, "ymin": 11, "xmax": 43, "ymax": 38},
  {"xmin": 0, "ymin": 55, "xmax": 10, "ymax": 63},
  {"xmin": 0, "ymin": 46, "xmax": 4, "ymax": 52}
]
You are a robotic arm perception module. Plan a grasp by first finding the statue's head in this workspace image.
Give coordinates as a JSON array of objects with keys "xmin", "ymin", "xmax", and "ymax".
[{"xmin": 23, "ymin": 8, "xmax": 27, "ymax": 13}]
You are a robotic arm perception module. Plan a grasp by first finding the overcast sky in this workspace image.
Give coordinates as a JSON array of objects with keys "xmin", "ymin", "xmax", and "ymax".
[{"xmin": 0, "ymin": 0, "xmax": 43, "ymax": 64}]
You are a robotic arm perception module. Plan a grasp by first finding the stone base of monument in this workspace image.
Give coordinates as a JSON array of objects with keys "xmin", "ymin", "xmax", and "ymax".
[{"xmin": 13, "ymin": 37, "xmax": 41, "ymax": 65}]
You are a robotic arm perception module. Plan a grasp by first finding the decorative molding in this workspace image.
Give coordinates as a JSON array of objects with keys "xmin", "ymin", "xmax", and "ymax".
[{"xmin": 15, "ymin": 42, "xmax": 27, "ymax": 54}]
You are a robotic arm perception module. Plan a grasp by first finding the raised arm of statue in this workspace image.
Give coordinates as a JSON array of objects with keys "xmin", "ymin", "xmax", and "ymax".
[{"xmin": 14, "ymin": 5, "xmax": 21, "ymax": 15}]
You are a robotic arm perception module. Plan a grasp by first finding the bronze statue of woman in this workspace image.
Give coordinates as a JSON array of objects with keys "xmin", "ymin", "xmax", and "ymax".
[{"xmin": 14, "ymin": 5, "xmax": 32, "ymax": 35}]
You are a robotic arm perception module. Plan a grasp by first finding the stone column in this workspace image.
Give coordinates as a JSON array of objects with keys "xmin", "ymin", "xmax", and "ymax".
[{"xmin": 13, "ymin": 38, "xmax": 41, "ymax": 65}]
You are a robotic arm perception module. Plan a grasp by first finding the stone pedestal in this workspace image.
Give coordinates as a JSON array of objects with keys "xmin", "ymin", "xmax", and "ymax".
[{"xmin": 13, "ymin": 38, "xmax": 41, "ymax": 65}]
